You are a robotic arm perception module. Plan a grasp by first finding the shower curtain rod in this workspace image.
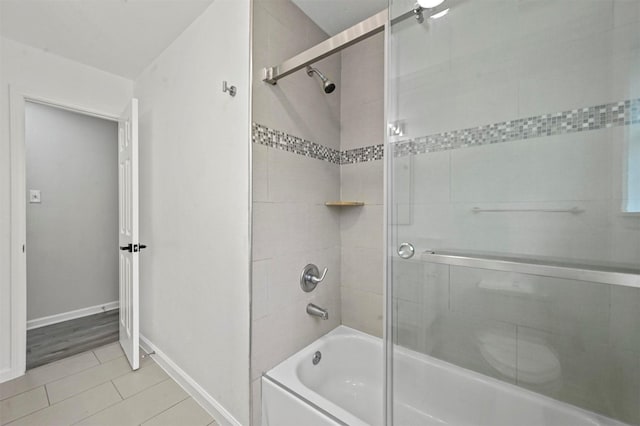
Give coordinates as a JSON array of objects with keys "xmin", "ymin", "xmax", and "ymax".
[{"xmin": 261, "ymin": 2, "xmax": 450, "ymax": 85}]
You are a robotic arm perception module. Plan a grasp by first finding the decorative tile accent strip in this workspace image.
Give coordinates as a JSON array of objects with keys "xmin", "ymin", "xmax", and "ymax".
[
  {"xmin": 252, "ymin": 123, "xmax": 384, "ymax": 164},
  {"xmin": 254, "ymin": 98, "xmax": 640, "ymax": 164},
  {"xmin": 341, "ymin": 144, "xmax": 385, "ymax": 164},
  {"xmin": 393, "ymin": 98, "xmax": 640, "ymax": 157},
  {"xmin": 252, "ymin": 123, "xmax": 341, "ymax": 164}
]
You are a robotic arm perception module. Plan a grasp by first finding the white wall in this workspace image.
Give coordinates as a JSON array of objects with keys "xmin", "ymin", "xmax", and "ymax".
[
  {"xmin": 133, "ymin": 1, "xmax": 251, "ymax": 424},
  {"xmin": 0, "ymin": 36, "xmax": 133, "ymax": 379},
  {"xmin": 25, "ymin": 102, "xmax": 118, "ymax": 320}
]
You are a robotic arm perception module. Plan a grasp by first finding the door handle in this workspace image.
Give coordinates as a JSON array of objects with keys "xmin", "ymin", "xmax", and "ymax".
[
  {"xmin": 119, "ymin": 244, "xmax": 148, "ymax": 252},
  {"xmin": 398, "ymin": 242, "xmax": 415, "ymax": 259}
]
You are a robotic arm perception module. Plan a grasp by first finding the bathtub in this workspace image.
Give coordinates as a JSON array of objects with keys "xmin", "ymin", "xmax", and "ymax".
[{"xmin": 261, "ymin": 326, "xmax": 627, "ymax": 426}]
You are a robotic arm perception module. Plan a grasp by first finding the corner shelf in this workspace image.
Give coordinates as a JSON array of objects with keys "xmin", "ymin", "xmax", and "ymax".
[{"xmin": 325, "ymin": 201, "xmax": 365, "ymax": 207}]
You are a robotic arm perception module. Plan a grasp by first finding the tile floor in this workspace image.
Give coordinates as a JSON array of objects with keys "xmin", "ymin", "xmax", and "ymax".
[{"xmin": 0, "ymin": 343, "xmax": 216, "ymax": 426}]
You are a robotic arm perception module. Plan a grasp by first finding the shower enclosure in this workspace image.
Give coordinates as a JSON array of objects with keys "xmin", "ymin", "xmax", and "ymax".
[{"xmin": 386, "ymin": 0, "xmax": 640, "ymax": 425}]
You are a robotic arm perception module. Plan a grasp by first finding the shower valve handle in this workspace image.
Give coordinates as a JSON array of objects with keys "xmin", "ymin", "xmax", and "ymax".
[
  {"xmin": 300, "ymin": 264, "xmax": 328, "ymax": 292},
  {"xmin": 308, "ymin": 267, "xmax": 328, "ymax": 284}
]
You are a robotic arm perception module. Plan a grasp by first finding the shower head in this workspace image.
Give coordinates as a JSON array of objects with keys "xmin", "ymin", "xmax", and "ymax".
[{"xmin": 306, "ymin": 66, "xmax": 336, "ymax": 94}]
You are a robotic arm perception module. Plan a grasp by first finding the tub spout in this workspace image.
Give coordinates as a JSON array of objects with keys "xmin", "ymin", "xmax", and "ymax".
[{"xmin": 306, "ymin": 303, "xmax": 329, "ymax": 320}]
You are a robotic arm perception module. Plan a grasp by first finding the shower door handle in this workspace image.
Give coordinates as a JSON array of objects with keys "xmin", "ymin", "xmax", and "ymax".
[{"xmin": 398, "ymin": 243, "xmax": 415, "ymax": 259}]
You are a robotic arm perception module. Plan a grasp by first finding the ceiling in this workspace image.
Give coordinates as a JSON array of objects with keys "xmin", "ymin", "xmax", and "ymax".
[
  {"xmin": 0, "ymin": 0, "xmax": 213, "ymax": 79},
  {"xmin": 291, "ymin": 0, "xmax": 387, "ymax": 36}
]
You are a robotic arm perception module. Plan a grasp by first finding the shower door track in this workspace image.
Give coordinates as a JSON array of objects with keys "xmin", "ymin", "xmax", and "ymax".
[
  {"xmin": 422, "ymin": 251, "xmax": 640, "ymax": 289},
  {"xmin": 262, "ymin": 1, "xmax": 453, "ymax": 85}
]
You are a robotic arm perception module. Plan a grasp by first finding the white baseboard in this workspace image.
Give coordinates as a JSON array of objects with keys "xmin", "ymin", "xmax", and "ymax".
[
  {"xmin": 27, "ymin": 301, "xmax": 119, "ymax": 330},
  {"xmin": 139, "ymin": 334, "xmax": 242, "ymax": 426},
  {"xmin": 0, "ymin": 367, "xmax": 24, "ymax": 383}
]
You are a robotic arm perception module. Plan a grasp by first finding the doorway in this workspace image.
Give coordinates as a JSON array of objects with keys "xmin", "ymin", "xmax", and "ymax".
[{"xmin": 24, "ymin": 101, "xmax": 119, "ymax": 369}]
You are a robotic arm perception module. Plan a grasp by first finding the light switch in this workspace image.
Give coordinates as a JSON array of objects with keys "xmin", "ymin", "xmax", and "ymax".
[{"xmin": 29, "ymin": 189, "xmax": 41, "ymax": 203}]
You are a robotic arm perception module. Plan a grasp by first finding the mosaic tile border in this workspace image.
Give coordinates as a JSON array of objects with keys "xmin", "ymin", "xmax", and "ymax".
[
  {"xmin": 341, "ymin": 144, "xmax": 384, "ymax": 164},
  {"xmin": 252, "ymin": 123, "xmax": 383, "ymax": 164},
  {"xmin": 393, "ymin": 98, "xmax": 640, "ymax": 157},
  {"xmin": 252, "ymin": 123, "xmax": 341, "ymax": 164},
  {"xmin": 253, "ymin": 98, "xmax": 640, "ymax": 164}
]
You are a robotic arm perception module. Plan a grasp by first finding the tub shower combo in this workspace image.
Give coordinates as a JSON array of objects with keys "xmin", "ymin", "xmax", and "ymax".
[{"xmin": 256, "ymin": 0, "xmax": 640, "ymax": 425}]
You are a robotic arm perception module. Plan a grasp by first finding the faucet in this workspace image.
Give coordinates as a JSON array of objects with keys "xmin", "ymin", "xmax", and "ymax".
[{"xmin": 306, "ymin": 303, "xmax": 329, "ymax": 320}]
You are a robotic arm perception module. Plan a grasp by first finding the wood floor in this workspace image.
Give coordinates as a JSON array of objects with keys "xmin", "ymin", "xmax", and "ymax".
[
  {"xmin": 0, "ymin": 342, "xmax": 216, "ymax": 426},
  {"xmin": 27, "ymin": 310, "xmax": 119, "ymax": 370}
]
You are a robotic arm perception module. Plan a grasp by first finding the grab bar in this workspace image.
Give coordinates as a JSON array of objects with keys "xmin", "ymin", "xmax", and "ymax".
[
  {"xmin": 421, "ymin": 251, "xmax": 640, "ymax": 289},
  {"xmin": 472, "ymin": 207, "xmax": 584, "ymax": 214}
]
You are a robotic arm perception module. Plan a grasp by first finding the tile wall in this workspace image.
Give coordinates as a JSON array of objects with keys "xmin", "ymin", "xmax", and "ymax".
[
  {"xmin": 339, "ymin": 33, "xmax": 386, "ymax": 337},
  {"xmin": 250, "ymin": 1, "xmax": 342, "ymax": 424},
  {"xmin": 253, "ymin": 1, "xmax": 640, "ymax": 424}
]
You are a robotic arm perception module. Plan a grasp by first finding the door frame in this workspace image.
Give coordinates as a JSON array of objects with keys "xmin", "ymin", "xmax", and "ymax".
[{"xmin": 6, "ymin": 85, "xmax": 120, "ymax": 381}]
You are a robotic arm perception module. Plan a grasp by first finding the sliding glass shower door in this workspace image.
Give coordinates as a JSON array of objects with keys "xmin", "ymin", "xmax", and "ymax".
[{"xmin": 386, "ymin": 0, "xmax": 640, "ymax": 425}]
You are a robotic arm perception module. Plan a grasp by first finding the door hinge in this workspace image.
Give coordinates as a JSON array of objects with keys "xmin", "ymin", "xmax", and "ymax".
[{"xmin": 22, "ymin": 244, "xmax": 25, "ymax": 253}]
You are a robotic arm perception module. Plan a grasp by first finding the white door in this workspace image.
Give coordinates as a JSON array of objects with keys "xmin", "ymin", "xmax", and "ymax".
[{"xmin": 118, "ymin": 99, "xmax": 140, "ymax": 370}]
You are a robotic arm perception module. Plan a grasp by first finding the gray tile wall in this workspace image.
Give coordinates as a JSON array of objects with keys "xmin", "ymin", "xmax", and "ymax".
[
  {"xmin": 339, "ymin": 33, "xmax": 385, "ymax": 338},
  {"xmin": 250, "ymin": 1, "xmax": 342, "ymax": 425}
]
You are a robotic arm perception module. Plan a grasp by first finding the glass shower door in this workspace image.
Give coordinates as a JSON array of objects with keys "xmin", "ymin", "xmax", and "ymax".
[{"xmin": 386, "ymin": 1, "xmax": 640, "ymax": 425}]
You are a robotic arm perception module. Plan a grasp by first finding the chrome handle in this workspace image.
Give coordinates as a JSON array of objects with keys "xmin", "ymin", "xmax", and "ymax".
[
  {"xmin": 398, "ymin": 242, "xmax": 415, "ymax": 259},
  {"xmin": 300, "ymin": 264, "xmax": 328, "ymax": 292},
  {"xmin": 308, "ymin": 267, "xmax": 328, "ymax": 284}
]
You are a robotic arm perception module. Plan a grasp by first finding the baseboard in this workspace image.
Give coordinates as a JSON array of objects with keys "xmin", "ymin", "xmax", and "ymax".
[
  {"xmin": 0, "ymin": 367, "xmax": 24, "ymax": 383},
  {"xmin": 139, "ymin": 334, "xmax": 242, "ymax": 426},
  {"xmin": 26, "ymin": 301, "xmax": 119, "ymax": 330}
]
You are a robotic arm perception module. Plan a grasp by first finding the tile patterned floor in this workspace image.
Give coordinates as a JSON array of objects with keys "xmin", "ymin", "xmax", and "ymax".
[{"xmin": 0, "ymin": 343, "xmax": 216, "ymax": 426}]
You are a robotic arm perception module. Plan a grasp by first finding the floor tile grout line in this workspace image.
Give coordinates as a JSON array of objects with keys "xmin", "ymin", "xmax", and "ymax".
[
  {"xmin": 136, "ymin": 395, "xmax": 191, "ymax": 426},
  {"xmin": 49, "ymin": 378, "xmax": 126, "ymax": 407},
  {"xmin": 45, "ymin": 355, "xmax": 155, "ymax": 405},
  {"xmin": 67, "ymin": 385, "xmax": 126, "ymax": 426},
  {"xmin": 68, "ymin": 378, "xmax": 173, "ymax": 426},
  {"xmin": 0, "ymin": 386, "xmax": 49, "ymax": 426},
  {"xmin": 3, "ymin": 383, "xmax": 123, "ymax": 426},
  {"xmin": 93, "ymin": 342, "xmax": 124, "ymax": 364},
  {"xmin": 111, "ymin": 379, "xmax": 125, "ymax": 400},
  {"xmin": 0, "ymin": 355, "xmax": 103, "ymax": 402},
  {"xmin": 113, "ymin": 365, "xmax": 171, "ymax": 401},
  {"xmin": 43, "ymin": 355, "xmax": 127, "ymax": 396},
  {"xmin": 92, "ymin": 349, "xmax": 103, "ymax": 364}
]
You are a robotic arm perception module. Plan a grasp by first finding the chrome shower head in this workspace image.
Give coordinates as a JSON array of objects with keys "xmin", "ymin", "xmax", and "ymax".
[{"xmin": 306, "ymin": 66, "xmax": 336, "ymax": 94}]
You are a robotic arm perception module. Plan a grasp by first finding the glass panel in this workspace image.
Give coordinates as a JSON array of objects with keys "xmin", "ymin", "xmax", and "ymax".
[{"xmin": 386, "ymin": 1, "xmax": 640, "ymax": 425}]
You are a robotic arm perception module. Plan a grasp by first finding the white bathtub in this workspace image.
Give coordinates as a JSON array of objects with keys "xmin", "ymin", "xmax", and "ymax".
[{"xmin": 262, "ymin": 326, "xmax": 628, "ymax": 426}]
